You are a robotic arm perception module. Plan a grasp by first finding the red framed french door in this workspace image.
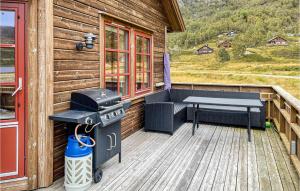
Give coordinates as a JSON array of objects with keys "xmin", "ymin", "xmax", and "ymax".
[{"xmin": 0, "ymin": 2, "xmax": 25, "ymax": 180}]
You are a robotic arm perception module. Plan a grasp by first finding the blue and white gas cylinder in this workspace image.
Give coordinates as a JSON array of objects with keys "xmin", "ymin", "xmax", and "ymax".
[{"xmin": 64, "ymin": 134, "xmax": 93, "ymax": 191}]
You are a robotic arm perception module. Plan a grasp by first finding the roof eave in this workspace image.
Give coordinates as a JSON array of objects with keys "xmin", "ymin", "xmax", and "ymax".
[{"xmin": 161, "ymin": 0, "xmax": 185, "ymax": 32}]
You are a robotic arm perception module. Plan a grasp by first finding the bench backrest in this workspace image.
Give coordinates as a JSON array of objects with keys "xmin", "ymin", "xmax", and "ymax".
[
  {"xmin": 170, "ymin": 89, "xmax": 260, "ymax": 102},
  {"xmin": 145, "ymin": 90, "xmax": 170, "ymax": 104}
]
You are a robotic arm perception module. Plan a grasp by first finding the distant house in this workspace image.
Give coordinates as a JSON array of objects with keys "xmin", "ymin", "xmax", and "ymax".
[
  {"xmin": 217, "ymin": 40, "xmax": 232, "ymax": 48},
  {"xmin": 267, "ymin": 36, "xmax": 288, "ymax": 46},
  {"xmin": 227, "ymin": 31, "xmax": 237, "ymax": 37},
  {"xmin": 196, "ymin": 44, "xmax": 214, "ymax": 54}
]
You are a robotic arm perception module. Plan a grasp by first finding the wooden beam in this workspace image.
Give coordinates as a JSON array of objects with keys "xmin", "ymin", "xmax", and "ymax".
[
  {"xmin": 99, "ymin": 13, "xmax": 105, "ymax": 88},
  {"xmin": 27, "ymin": 0, "xmax": 38, "ymax": 189},
  {"xmin": 161, "ymin": 0, "xmax": 185, "ymax": 32},
  {"xmin": 37, "ymin": 0, "xmax": 54, "ymax": 187},
  {"xmin": 273, "ymin": 86, "xmax": 300, "ymax": 112}
]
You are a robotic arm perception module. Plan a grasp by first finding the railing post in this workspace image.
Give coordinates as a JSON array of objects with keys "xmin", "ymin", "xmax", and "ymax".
[
  {"xmin": 291, "ymin": 106, "xmax": 297, "ymax": 123},
  {"xmin": 280, "ymin": 96, "xmax": 285, "ymax": 109}
]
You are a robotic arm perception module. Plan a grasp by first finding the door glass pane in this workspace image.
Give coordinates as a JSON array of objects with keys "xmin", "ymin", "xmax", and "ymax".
[
  {"xmin": 0, "ymin": 48, "xmax": 15, "ymax": 83},
  {"xmin": 105, "ymin": 76, "xmax": 117, "ymax": 93},
  {"xmin": 136, "ymin": 54, "xmax": 142, "ymax": 73},
  {"xmin": 0, "ymin": 10, "xmax": 15, "ymax": 44},
  {"xmin": 119, "ymin": 53, "xmax": 129, "ymax": 74},
  {"xmin": 105, "ymin": 51, "xmax": 117, "ymax": 74},
  {"xmin": 136, "ymin": 73, "xmax": 142, "ymax": 91},
  {"xmin": 136, "ymin": 36, "xmax": 143, "ymax": 53},
  {"xmin": 144, "ymin": 55, "xmax": 150, "ymax": 72},
  {"xmin": 119, "ymin": 29, "xmax": 129, "ymax": 51},
  {"xmin": 105, "ymin": 26, "xmax": 117, "ymax": 49},
  {"xmin": 143, "ymin": 38, "xmax": 150, "ymax": 54},
  {"xmin": 0, "ymin": 86, "xmax": 15, "ymax": 120},
  {"xmin": 119, "ymin": 76, "xmax": 129, "ymax": 96}
]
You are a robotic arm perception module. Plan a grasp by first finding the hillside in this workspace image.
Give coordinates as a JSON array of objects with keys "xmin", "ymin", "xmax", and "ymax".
[
  {"xmin": 170, "ymin": 41, "xmax": 300, "ymax": 98},
  {"xmin": 168, "ymin": 0, "xmax": 299, "ymax": 49},
  {"xmin": 168, "ymin": 0, "xmax": 300, "ymax": 99}
]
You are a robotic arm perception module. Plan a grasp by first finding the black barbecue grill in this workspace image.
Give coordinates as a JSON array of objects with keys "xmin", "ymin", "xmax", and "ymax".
[{"xmin": 49, "ymin": 88, "xmax": 131, "ymax": 183}]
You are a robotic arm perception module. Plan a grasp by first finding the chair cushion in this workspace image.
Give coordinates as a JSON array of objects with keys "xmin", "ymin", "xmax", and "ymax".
[
  {"xmin": 188, "ymin": 104, "xmax": 261, "ymax": 112},
  {"xmin": 174, "ymin": 103, "xmax": 187, "ymax": 114}
]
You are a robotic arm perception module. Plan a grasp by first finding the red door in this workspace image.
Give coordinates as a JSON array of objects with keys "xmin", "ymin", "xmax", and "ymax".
[{"xmin": 0, "ymin": 2, "xmax": 25, "ymax": 180}]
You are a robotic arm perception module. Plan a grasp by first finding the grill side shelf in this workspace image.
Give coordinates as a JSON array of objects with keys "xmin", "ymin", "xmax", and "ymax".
[{"xmin": 49, "ymin": 110, "xmax": 98, "ymax": 124}]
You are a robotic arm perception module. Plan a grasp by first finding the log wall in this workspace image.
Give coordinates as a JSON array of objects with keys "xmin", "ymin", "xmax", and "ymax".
[{"xmin": 52, "ymin": 0, "xmax": 168, "ymax": 180}]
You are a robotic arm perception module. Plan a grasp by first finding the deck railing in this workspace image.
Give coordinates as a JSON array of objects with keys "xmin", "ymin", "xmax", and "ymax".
[{"xmin": 172, "ymin": 82, "xmax": 300, "ymax": 175}]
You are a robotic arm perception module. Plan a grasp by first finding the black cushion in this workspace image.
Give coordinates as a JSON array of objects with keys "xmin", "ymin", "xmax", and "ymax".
[
  {"xmin": 170, "ymin": 88, "xmax": 260, "ymax": 101},
  {"xmin": 174, "ymin": 103, "xmax": 187, "ymax": 114}
]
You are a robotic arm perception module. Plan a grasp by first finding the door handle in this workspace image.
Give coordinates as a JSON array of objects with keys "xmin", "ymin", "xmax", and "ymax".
[
  {"xmin": 12, "ymin": 78, "xmax": 22, "ymax": 96},
  {"xmin": 106, "ymin": 135, "xmax": 112, "ymax": 151},
  {"xmin": 112, "ymin": 133, "xmax": 117, "ymax": 148}
]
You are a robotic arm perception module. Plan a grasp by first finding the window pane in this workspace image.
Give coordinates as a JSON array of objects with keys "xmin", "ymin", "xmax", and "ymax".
[
  {"xmin": 120, "ymin": 76, "xmax": 129, "ymax": 96},
  {"xmin": 0, "ymin": 11, "xmax": 15, "ymax": 44},
  {"xmin": 105, "ymin": 76, "xmax": 118, "ymax": 93},
  {"xmin": 119, "ymin": 29, "xmax": 129, "ymax": 51},
  {"xmin": 136, "ymin": 54, "xmax": 142, "ymax": 73},
  {"xmin": 0, "ymin": 86, "xmax": 15, "ymax": 120},
  {"xmin": 144, "ymin": 72, "xmax": 150, "ymax": 88},
  {"xmin": 136, "ymin": 36, "xmax": 143, "ymax": 53},
  {"xmin": 0, "ymin": 48, "xmax": 15, "ymax": 83},
  {"xmin": 144, "ymin": 38, "xmax": 150, "ymax": 54},
  {"xmin": 105, "ymin": 26, "xmax": 117, "ymax": 49},
  {"xmin": 105, "ymin": 51, "xmax": 117, "ymax": 74},
  {"xmin": 143, "ymin": 55, "xmax": 150, "ymax": 72},
  {"xmin": 119, "ymin": 53, "xmax": 129, "ymax": 74},
  {"xmin": 136, "ymin": 73, "xmax": 142, "ymax": 91}
]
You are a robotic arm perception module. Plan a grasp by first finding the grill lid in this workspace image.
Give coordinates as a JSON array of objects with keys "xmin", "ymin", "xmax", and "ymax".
[{"xmin": 70, "ymin": 88, "xmax": 121, "ymax": 111}]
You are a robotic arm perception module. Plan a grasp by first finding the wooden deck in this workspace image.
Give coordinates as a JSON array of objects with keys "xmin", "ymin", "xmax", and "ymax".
[{"xmin": 41, "ymin": 123, "xmax": 299, "ymax": 191}]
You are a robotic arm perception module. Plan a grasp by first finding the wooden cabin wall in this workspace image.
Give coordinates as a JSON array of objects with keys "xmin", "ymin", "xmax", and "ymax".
[{"xmin": 52, "ymin": 0, "xmax": 169, "ymax": 180}]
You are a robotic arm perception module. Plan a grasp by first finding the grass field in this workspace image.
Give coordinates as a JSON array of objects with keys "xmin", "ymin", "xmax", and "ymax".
[{"xmin": 170, "ymin": 38, "xmax": 300, "ymax": 99}]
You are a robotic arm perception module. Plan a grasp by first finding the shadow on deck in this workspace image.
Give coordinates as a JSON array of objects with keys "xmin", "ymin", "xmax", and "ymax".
[{"xmin": 41, "ymin": 123, "xmax": 300, "ymax": 191}]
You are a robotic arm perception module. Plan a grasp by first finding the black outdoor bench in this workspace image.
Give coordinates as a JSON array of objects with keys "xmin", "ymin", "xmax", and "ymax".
[{"xmin": 144, "ymin": 89, "xmax": 266, "ymax": 135}]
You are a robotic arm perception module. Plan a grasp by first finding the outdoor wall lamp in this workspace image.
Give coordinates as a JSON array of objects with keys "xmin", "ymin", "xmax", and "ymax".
[{"xmin": 76, "ymin": 33, "xmax": 96, "ymax": 51}]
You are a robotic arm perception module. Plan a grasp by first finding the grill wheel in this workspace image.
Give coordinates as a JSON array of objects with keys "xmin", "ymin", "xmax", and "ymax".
[{"xmin": 94, "ymin": 168, "xmax": 103, "ymax": 183}]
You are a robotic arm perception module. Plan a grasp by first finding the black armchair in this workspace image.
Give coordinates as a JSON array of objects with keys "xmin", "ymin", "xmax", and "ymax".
[{"xmin": 144, "ymin": 90, "xmax": 186, "ymax": 135}]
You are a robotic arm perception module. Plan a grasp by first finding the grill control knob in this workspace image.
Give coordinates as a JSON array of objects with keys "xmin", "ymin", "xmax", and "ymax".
[
  {"xmin": 85, "ymin": 117, "xmax": 93, "ymax": 125},
  {"xmin": 106, "ymin": 114, "xmax": 110, "ymax": 120},
  {"xmin": 113, "ymin": 112, "xmax": 117, "ymax": 116}
]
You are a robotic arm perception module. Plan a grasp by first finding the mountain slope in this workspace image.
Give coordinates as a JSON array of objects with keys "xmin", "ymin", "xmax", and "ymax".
[{"xmin": 168, "ymin": 0, "xmax": 299, "ymax": 49}]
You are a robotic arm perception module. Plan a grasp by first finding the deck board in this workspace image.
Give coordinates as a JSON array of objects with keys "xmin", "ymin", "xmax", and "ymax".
[
  {"xmin": 254, "ymin": 130, "xmax": 272, "ymax": 191},
  {"xmin": 211, "ymin": 127, "xmax": 234, "ymax": 191},
  {"xmin": 187, "ymin": 126, "xmax": 223, "ymax": 190},
  {"xmin": 267, "ymin": 128, "xmax": 296, "ymax": 191},
  {"xmin": 236, "ymin": 129, "xmax": 248, "ymax": 191},
  {"xmin": 261, "ymin": 129, "xmax": 284, "ymax": 191},
  {"xmin": 273, "ymin": 128, "xmax": 300, "ymax": 189},
  {"xmin": 199, "ymin": 127, "xmax": 228, "ymax": 191},
  {"xmin": 247, "ymin": 130, "xmax": 260, "ymax": 191},
  {"xmin": 41, "ymin": 124, "xmax": 299, "ymax": 191}
]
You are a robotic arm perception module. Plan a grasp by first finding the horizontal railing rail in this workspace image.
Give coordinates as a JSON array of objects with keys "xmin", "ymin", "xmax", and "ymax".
[{"xmin": 172, "ymin": 82, "xmax": 300, "ymax": 175}]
